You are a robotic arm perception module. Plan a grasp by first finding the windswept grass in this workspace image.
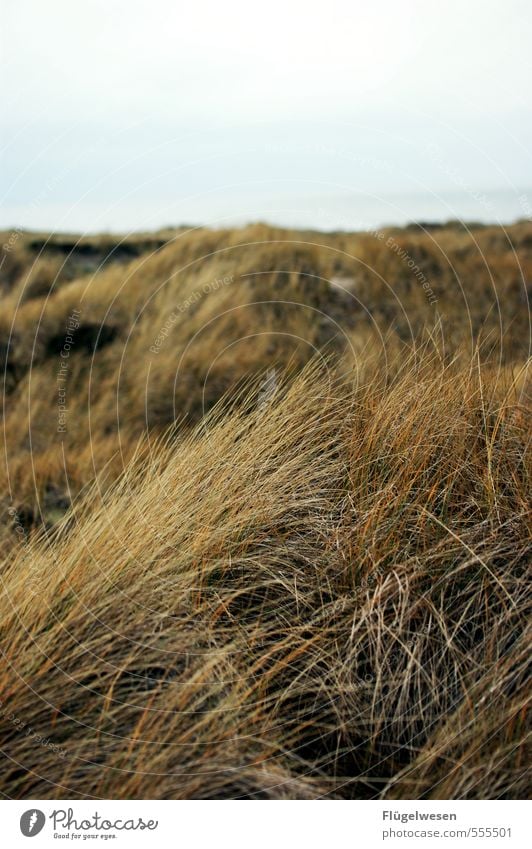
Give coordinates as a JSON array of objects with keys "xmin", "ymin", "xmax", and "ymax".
[{"xmin": 0, "ymin": 222, "xmax": 529, "ymax": 798}]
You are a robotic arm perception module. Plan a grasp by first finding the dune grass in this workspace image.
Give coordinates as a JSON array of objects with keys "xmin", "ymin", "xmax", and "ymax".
[{"xmin": 0, "ymin": 222, "xmax": 529, "ymax": 798}]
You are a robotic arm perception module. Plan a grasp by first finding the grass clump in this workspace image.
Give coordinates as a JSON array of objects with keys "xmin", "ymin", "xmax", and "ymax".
[{"xmin": 0, "ymin": 222, "xmax": 529, "ymax": 798}]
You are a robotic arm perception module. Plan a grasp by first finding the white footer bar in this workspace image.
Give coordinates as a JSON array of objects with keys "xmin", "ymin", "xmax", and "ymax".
[{"xmin": 2, "ymin": 799, "xmax": 527, "ymax": 848}]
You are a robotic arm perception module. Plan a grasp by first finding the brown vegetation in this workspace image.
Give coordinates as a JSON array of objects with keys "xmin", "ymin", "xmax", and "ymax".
[{"xmin": 0, "ymin": 221, "xmax": 529, "ymax": 798}]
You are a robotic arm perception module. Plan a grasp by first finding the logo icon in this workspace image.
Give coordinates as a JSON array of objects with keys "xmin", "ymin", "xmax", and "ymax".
[{"xmin": 20, "ymin": 810, "xmax": 46, "ymax": 837}]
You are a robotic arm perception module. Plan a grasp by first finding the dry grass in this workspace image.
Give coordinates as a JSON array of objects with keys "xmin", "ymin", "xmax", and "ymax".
[{"xmin": 0, "ymin": 221, "xmax": 529, "ymax": 798}]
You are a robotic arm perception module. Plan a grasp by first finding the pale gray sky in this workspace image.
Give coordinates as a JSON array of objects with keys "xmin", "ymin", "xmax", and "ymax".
[{"xmin": 2, "ymin": 0, "xmax": 531, "ymax": 231}]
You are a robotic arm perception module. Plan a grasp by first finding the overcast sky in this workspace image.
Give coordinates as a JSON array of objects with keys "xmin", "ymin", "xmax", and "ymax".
[{"xmin": 1, "ymin": 0, "xmax": 531, "ymax": 231}]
